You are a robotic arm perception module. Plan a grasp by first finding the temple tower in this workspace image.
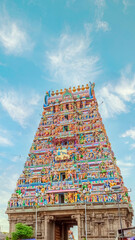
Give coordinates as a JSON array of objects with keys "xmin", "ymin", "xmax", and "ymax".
[{"xmin": 6, "ymin": 83, "xmax": 133, "ymax": 240}]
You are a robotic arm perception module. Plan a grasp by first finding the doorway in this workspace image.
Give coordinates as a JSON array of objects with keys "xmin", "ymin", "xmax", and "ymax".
[
  {"xmin": 61, "ymin": 172, "xmax": 66, "ymax": 181},
  {"xmin": 54, "ymin": 215, "xmax": 78, "ymax": 240},
  {"xmin": 59, "ymin": 193, "xmax": 64, "ymax": 204}
]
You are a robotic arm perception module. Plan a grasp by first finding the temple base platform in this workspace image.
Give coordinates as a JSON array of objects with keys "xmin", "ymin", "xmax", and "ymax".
[{"xmin": 6, "ymin": 202, "xmax": 133, "ymax": 240}]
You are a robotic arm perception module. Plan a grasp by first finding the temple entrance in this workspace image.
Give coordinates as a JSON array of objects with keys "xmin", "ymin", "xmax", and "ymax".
[{"xmin": 54, "ymin": 215, "xmax": 78, "ymax": 240}]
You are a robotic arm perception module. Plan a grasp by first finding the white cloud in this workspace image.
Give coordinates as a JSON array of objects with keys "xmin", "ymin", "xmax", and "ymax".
[
  {"xmin": 118, "ymin": 66, "xmax": 135, "ymax": 147},
  {"xmin": 97, "ymin": 65, "xmax": 135, "ymax": 119},
  {"xmin": 0, "ymin": 135, "xmax": 12, "ymax": 146},
  {"xmin": 0, "ymin": 207, "xmax": 8, "ymax": 232},
  {"xmin": 122, "ymin": 128, "xmax": 135, "ymax": 140},
  {"xmin": 123, "ymin": 0, "xmax": 129, "ymax": 10},
  {"xmin": 122, "ymin": 0, "xmax": 135, "ymax": 11},
  {"xmin": 121, "ymin": 128, "xmax": 135, "ymax": 149},
  {"xmin": 117, "ymin": 160, "xmax": 135, "ymax": 178},
  {"xmin": 95, "ymin": 0, "xmax": 106, "ymax": 8},
  {"xmin": 131, "ymin": 143, "xmax": 135, "ymax": 149},
  {"xmin": 0, "ymin": 169, "xmax": 19, "ymax": 231},
  {"xmin": 0, "ymin": 171, "xmax": 19, "ymax": 193},
  {"xmin": 0, "ymin": 90, "xmax": 40, "ymax": 127},
  {"xmin": 0, "ymin": 15, "xmax": 34, "ymax": 55},
  {"xmin": 96, "ymin": 20, "xmax": 110, "ymax": 32},
  {"xmin": 0, "ymin": 190, "xmax": 11, "ymax": 205},
  {"xmin": 11, "ymin": 155, "xmax": 24, "ymax": 163},
  {"xmin": 95, "ymin": 0, "xmax": 110, "ymax": 32},
  {"xmin": 46, "ymin": 31, "xmax": 100, "ymax": 86},
  {"xmin": 125, "ymin": 155, "xmax": 132, "ymax": 161},
  {"xmin": 117, "ymin": 160, "xmax": 135, "ymax": 167},
  {"xmin": 120, "ymin": 167, "xmax": 131, "ymax": 177},
  {"xmin": 97, "ymin": 84, "xmax": 127, "ymax": 118},
  {"xmin": 115, "ymin": 65, "xmax": 135, "ymax": 102},
  {"xmin": 0, "ymin": 128, "xmax": 13, "ymax": 146},
  {"xmin": 29, "ymin": 94, "xmax": 41, "ymax": 106}
]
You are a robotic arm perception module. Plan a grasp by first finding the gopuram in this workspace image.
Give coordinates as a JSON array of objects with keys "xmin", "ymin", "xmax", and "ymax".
[{"xmin": 6, "ymin": 83, "xmax": 133, "ymax": 240}]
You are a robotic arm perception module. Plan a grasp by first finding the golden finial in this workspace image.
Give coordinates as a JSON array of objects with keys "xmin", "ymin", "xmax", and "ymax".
[
  {"xmin": 86, "ymin": 83, "xmax": 89, "ymax": 89},
  {"xmin": 82, "ymin": 85, "xmax": 85, "ymax": 91},
  {"xmin": 60, "ymin": 89, "xmax": 63, "ymax": 95},
  {"xmin": 77, "ymin": 85, "xmax": 81, "ymax": 91},
  {"xmin": 69, "ymin": 87, "xmax": 72, "ymax": 92},
  {"xmin": 56, "ymin": 90, "xmax": 59, "ymax": 95},
  {"xmin": 72, "ymin": 86, "xmax": 76, "ymax": 92},
  {"xmin": 51, "ymin": 91, "xmax": 55, "ymax": 96}
]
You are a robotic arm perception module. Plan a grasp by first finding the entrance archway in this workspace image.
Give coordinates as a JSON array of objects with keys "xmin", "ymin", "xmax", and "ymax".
[{"xmin": 54, "ymin": 215, "xmax": 78, "ymax": 240}]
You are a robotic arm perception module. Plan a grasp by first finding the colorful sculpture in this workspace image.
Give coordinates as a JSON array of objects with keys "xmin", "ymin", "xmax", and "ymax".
[{"xmin": 8, "ymin": 84, "xmax": 131, "ymax": 208}]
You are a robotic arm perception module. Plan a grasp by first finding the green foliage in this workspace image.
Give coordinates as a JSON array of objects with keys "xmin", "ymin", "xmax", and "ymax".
[
  {"xmin": 12, "ymin": 232, "xmax": 18, "ymax": 240},
  {"xmin": 6, "ymin": 237, "xmax": 9, "ymax": 240},
  {"xmin": 12, "ymin": 223, "xmax": 33, "ymax": 240}
]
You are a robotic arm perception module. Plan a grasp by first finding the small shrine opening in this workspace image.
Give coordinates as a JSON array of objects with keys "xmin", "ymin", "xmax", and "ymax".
[
  {"xmin": 66, "ymin": 104, "xmax": 69, "ymax": 110},
  {"xmin": 64, "ymin": 141, "xmax": 67, "ymax": 145},
  {"xmin": 61, "ymin": 172, "xmax": 66, "ymax": 181},
  {"xmin": 65, "ymin": 115, "xmax": 68, "ymax": 120},
  {"xmin": 59, "ymin": 193, "xmax": 64, "ymax": 204},
  {"xmin": 64, "ymin": 126, "xmax": 68, "ymax": 131}
]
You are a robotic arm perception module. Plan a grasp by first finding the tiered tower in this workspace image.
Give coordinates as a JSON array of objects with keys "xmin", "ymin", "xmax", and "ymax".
[{"xmin": 7, "ymin": 83, "xmax": 133, "ymax": 240}]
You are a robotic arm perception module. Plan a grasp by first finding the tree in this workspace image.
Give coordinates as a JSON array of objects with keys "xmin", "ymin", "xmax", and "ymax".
[{"xmin": 12, "ymin": 223, "xmax": 33, "ymax": 240}]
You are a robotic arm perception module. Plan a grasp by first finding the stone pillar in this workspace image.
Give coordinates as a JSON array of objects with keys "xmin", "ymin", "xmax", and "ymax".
[
  {"xmin": 71, "ymin": 214, "xmax": 80, "ymax": 240},
  {"xmin": 9, "ymin": 219, "xmax": 13, "ymax": 237},
  {"xmin": 87, "ymin": 215, "xmax": 91, "ymax": 236},
  {"xmin": 10, "ymin": 220, "xmax": 16, "ymax": 233},
  {"xmin": 80, "ymin": 215, "xmax": 85, "ymax": 238},
  {"xmin": 41, "ymin": 218, "xmax": 44, "ymax": 240},
  {"xmin": 77, "ymin": 215, "xmax": 81, "ymax": 240},
  {"xmin": 61, "ymin": 224, "xmax": 64, "ymax": 240},
  {"xmin": 44, "ymin": 216, "xmax": 55, "ymax": 240},
  {"xmin": 44, "ymin": 216, "xmax": 48, "ymax": 240},
  {"xmin": 65, "ymin": 224, "xmax": 69, "ymax": 240}
]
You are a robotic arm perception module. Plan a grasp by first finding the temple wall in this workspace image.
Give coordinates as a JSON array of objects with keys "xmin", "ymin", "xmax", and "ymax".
[
  {"xmin": 7, "ymin": 204, "xmax": 133, "ymax": 240},
  {"xmin": 78, "ymin": 207, "xmax": 132, "ymax": 240}
]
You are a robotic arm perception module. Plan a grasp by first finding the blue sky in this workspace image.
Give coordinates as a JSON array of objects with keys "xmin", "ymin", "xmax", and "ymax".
[{"xmin": 0, "ymin": 0, "xmax": 135, "ymax": 233}]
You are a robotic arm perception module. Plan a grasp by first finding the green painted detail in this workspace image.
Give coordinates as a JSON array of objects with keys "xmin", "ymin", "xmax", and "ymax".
[{"xmin": 62, "ymin": 89, "xmax": 73, "ymax": 100}]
